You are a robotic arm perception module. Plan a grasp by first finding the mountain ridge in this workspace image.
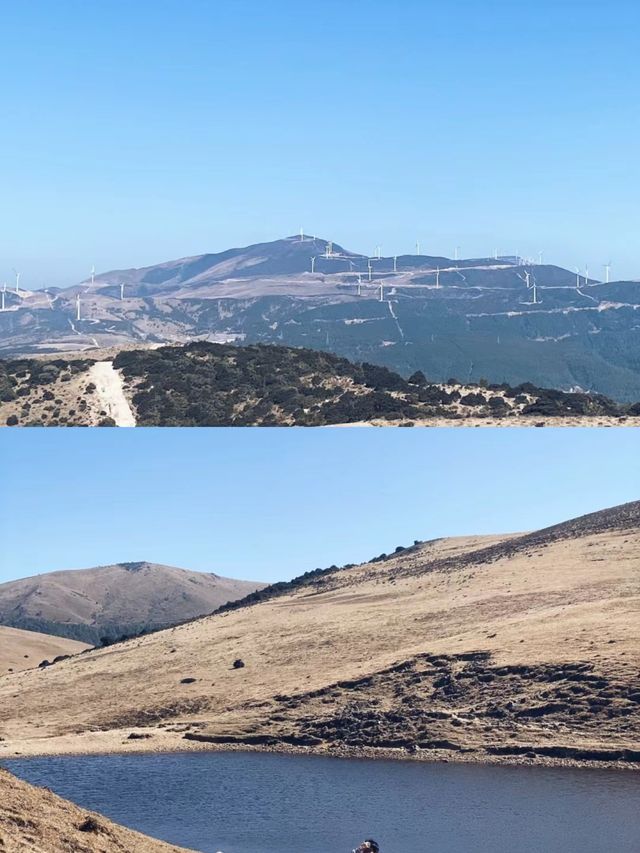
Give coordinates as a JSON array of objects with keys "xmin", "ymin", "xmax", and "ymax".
[
  {"xmin": 2, "ymin": 341, "xmax": 640, "ymax": 427},
  {"xmin": 2, "ymin": 235, "xmax": 640, "ymax": 399}
]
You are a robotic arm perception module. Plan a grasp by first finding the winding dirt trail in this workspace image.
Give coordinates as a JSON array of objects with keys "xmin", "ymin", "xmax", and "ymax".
[{"xmin": 89, "ymin": 361, "xmax": 136, "ymax": 427}]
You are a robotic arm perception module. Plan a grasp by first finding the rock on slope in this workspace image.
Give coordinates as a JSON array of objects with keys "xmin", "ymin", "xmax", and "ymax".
[
  {"xmin": 0, "ymin": 562, "xmax": 266, "ymax": 645},
  {"xmin": 0, "ymin": 768, "xmax": 194, "ymax": 853},
  {"xmin": 0, "ymin": 626, "xmax": 90, "ymax": 675},
  {"xmin": 0, "ymin": 501, "xmax": 637, "ymax": 767}
]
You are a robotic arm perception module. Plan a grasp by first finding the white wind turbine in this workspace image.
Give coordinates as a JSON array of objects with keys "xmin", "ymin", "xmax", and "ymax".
[
  {"xmin": 1, "ymin": 282, "xmax": 6, "ymax": 311},
  {"xmin": 604, "ymin": 262, "xmax": 611, "ymax": 284},
  {"xmin": 12, "ymin": 269, "xmax": 20, "ymax": 295}
]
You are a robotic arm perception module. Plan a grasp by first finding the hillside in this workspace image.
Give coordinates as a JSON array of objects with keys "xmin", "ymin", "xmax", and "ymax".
[
  {"xmin": 0, "ymin": 501, "xmax": 638, "ymax": 769},
  {"xmin": 0, "ymin": 626, "xmax": 90, "ymax": 675},
  {"xmin": 2, "ymin": 236, "xmax": 640, "ymax": 400},
  {"xmin": 2, "ymin": 341, "xmax": 639, "ymax": 427},
  {"xmin": 0, "ymin": 562, "xmax": 266, "ymax": 645},
  {"xmin": 0, "ymin": 768, "xmax": 194, "ymax": 853}
]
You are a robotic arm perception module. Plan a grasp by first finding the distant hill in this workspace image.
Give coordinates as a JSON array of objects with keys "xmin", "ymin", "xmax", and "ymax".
[
  {"xmin": 2, "ymin": 341, "xmax": 639, "ymax": 427},
  {"xmin": 0, "ymin": 625, "xmax": 90, "ymax": 675},
  {"xmin": 0, "ymin": 562, "xmax": 266, "ymax": 645},
  {"xmin": 2, "ymin": 235, "xmax": 640, "ymax": 400},
  {"xmin": 0, "ymin": 500, "xmax": 638, "ymax": 769}
]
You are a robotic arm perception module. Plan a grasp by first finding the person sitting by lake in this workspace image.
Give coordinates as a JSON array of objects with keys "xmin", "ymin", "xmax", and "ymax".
[{"xmin": 353, "ymin": 840, "xmax": 380, "ymax": 853}]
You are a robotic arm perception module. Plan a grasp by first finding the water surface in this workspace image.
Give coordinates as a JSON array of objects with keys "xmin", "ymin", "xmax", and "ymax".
[{"xmin": 5, "ymin": 751, "xmax": 640, "ymax": 853}]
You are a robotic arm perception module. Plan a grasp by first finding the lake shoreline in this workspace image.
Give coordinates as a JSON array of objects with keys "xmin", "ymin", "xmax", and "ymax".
[{"xmin": 3, "ymin": 728, "xmax": 639, "ymax": 774}]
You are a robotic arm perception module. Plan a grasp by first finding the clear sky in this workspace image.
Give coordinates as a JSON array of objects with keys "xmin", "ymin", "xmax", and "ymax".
[
  {"xmin": 1, "ymin": 428, "xmax": 638, "ymax": 585},
  {"xmin": 1, "ymin": 0, "xmax": 639, "ymax": 288}
]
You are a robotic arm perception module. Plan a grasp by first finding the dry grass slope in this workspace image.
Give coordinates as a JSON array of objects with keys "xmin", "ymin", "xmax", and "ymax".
[
  {"xmin": 0, "ymin": 627, "xmax": 90, "ymax": 675},
  {"xmin": 0, "ymin": 768, "xmax": 194, "ymax": 852},
  {"xmin": 0, "ymin": 501, "xmax": 638, "ymax": 768}
]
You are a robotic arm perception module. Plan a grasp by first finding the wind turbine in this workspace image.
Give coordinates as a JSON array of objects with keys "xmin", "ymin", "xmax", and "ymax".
[
  {"xmin": 120, "ymin": 282, "xmax": 125, "ymax": 300},
  {"xmin": 604, "ymin": 262, "xmax": 611, "ymax": 284},
  {"xmin": 435, "ymin": 267, "xmax": 440, "ymax": 288},
  {"xmin": 379, "ymin": 282, "xmax": 384, "ymax": 302},
  {"xmin": 454, "ymin": 246, "xmax": 460, "ymax": 262},
  {"xmin": 416, "ymin": 240, "xmax": 421, "ymax": 256},
  {"xmin": 76, "ymin": 293, "xmax": 81, "ymax": 322},
  {"xmin": 310, "ymin": 257, "xmax": 316, "ymax": 274},
  {"xmin": 12, "ymin": 269, "xmax": 20, "ymax": 295},
  {"xmin": 357, "ymin": 273, "xmax": 362, "ymax": 296},
  {"xmin": 575, "ymin": 267, "xmax": 580, "ymax": 289},
  {"xmin": 584, "ymin": 265, "xmax": 589, "ymax": 285},
  {"xmin": 1, "ymin": 282, "xmax": 6, "ymax": 311},
  {"xmin": 375, "ymin": 245, "xmax": 382, "ymax": 260},
  {"xmin": 538, "ymin": 251, "xmax": 544, "ymax": 265},
  {"xmin": 368, "ymin": 260, "xmax": 372, "ymax": 282},
  {"xmin": 531, "ymin": 276, "xmax": 540, "ymax": 305},
  {"xmin": 90, "ymin": 265, "xmax": 95, "ymax": 286},
  {"xmin": 393, "ymin": 256, "xmax": 397, "ymax": 273}
]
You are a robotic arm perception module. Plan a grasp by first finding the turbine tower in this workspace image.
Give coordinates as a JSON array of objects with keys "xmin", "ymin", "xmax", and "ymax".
[
  {"xmin": 538, "ymin": 251, "xmax": 544, "ymax": 265},
  {"xmin": 454, "ymin": 246, "xmax": 460, "ymax": 261},
  {"xmin": 416, "ymin": 240, "xmax": 421, "ymax": 256},
  {"xmin": 376, "ymin": 245, "xmax": 381, "ymax": 260},
  {"xmin": 120, "ymin": 282, "xmax": 125, "ymax": 300},
  {"xmin": 379, "ymin": 282, "xmax": 384, "ymax": 302},
  {"xmin": 12, "ymin": 269, "xmax": 20, "ymax": 295},
  {"xmin": 393, "ymin": 256, "xmax": 397, "ymax": 273},
  {"xmin": 76, "ymin": 293, "xmax": 81, "ymax": 322},
  {"xmin": 604, "ymin": 262, "xmax": 611, "ymax": 284},
  {"xmin": 310, "ymin": 256, "xmax": 316, "ymax": 273},
  {"xmin": 91, "ymin": 265, "xmax": 95, "ymax": 286},
  {"xmin": 368, "ymin": 260, "xmax": 372, "ymax": 282},
  {"xmin": 1, "ymin": 282, "xmax": 6, "ymax": 311},
  {"xmin": 357, "ymin": 273, "xmax": 362, "ymax": 296},
  {"xmin": 435, "ymin": 267, "xmax": 440, "ymax": 288}
]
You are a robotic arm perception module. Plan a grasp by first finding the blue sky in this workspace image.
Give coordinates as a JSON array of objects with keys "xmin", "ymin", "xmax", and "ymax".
[
  {"xmin": 1, "ymin": 428, "xmax": 638, "ymax": 584},
  {"xmin": 1, "ymin": 0, "xmax": 639, "ymax": 288}
]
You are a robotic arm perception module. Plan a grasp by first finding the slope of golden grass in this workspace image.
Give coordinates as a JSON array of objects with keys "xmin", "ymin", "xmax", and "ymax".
[
  {"xmin": 0, "ymin": 504, "xmax": 638, "ymax": 767},
  {"xmin": 0, "ymin": 626, "xmax": 90, "ymax": 675},
  {"xmin": 0, "ymin": 768, "xmax": 194, "ymax": 852}
]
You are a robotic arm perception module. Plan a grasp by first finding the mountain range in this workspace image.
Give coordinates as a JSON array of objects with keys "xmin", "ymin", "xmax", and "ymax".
[
  {"xmin": 0, "ymin": 562, "xmax": 266, "ymax": 645},
  {"xmin": 0, "ymin": 499, "xmax": 638, "ymax": 769},
  {"xmin": 2, "ymin": 235, "xmax": 640, "ymax": 400}
]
